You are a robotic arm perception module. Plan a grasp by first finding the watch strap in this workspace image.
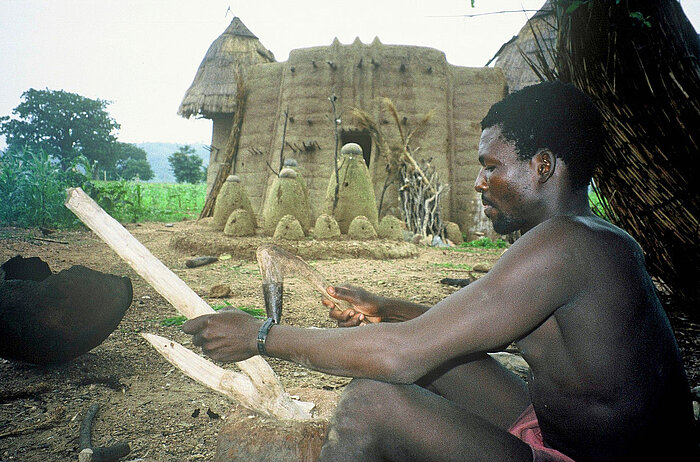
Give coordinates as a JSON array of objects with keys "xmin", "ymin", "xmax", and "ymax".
[{"xmin": 257, "ymin": 317, "xmax": 276, "ymax": 357}]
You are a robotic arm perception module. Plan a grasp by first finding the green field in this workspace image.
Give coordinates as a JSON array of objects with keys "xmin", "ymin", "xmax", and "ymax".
[{"xmin": 91, "ymin": 180, "xmax": 206, "ymax": 223}]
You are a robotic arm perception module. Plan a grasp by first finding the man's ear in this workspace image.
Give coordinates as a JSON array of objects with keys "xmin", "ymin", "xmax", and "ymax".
[{"xmin": 534, "ymin": 149, "xmax": 556, "ymax": 183}]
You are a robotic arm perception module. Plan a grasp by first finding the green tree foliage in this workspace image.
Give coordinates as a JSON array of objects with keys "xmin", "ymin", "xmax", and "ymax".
[
  {"xmin": 168, "ymin": 145, "xmax": 205, "ymax": 183},
  {"xmin": 0, "ymin": 88, "xmax": 119, "ymax": 176},
  {"xmin": 108, "ymin": 142, "xmax": 154, "ymax": 181}
]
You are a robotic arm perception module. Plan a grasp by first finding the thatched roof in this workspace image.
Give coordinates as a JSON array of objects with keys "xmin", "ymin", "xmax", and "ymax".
[
  {"xmin": 489, "ymin": 0, "xmax": 556, "ymax": 92},
  {"xmin": 557, "ymin": 0, "xmax": 700, "ymax": 307},
  {"xmin": 178, "ymin": 17, "xmax": 275, "ymax": 119}
]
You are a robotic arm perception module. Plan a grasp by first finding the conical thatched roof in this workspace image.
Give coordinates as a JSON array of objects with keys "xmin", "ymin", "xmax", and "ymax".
[
  {"xmin": 178, "ymin": 17, "xmax": 275, "ymax": 118},
  {"xmin": 488, "ymin": 1, "xmax": 556, "ymax": 92}
]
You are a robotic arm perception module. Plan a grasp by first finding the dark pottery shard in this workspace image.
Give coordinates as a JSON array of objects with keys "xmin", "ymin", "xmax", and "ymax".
[{"xmin": 0, "ymin": 256, "xmax": 132, "ymax": 364}]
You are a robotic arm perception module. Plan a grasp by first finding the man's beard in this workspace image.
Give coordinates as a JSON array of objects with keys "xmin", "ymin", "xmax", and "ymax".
[{"xmin": 490, "ymin": 211, "xmax": 524, "ymax": 235}]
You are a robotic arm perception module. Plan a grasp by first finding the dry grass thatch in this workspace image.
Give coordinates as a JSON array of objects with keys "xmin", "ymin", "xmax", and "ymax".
[
  {"xmin": 555, "ymin": 0, "xmax": 700, "ymax": 306},
  {"xmin": 490, "ymin": 0, "xmax": 557, "ymax": 92},
  {"xmin": 178, "ymin": 17, "xmax": 274, "ymax": 119}
]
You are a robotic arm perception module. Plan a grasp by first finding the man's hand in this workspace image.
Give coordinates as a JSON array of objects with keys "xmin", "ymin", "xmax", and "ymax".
[
  {"xmin": 182, "ymin": 310, "xmax": 261, "ymax": 362},
  {"xmin": 324, "ymin": 285, "xmax": 385, "ymax": 326}
]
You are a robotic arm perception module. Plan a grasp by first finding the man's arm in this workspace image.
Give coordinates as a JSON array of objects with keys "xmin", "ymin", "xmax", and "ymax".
[
  {"xmin": 185, "ymin": 218, "xmax": 584, "ymax": 383},
  {"xmin": 273, "ymin": 218, "xmax": 585, "ymax": 381}
]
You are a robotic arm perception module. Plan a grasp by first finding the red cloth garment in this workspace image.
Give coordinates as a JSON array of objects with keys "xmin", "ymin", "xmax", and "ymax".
[{"xmin": 508, "ymin": 405, "xmax": 576, "ymax": 462}]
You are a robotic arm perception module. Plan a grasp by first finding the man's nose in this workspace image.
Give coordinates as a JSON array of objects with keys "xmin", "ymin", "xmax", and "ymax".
[{"xmin": 474, "ymin": 168, "xmax": 487, "ymax": 193}]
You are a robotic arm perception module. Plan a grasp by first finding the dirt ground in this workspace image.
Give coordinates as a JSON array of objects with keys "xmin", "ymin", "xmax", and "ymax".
[{"xmin": 0, "ymin": 220, "xmax": 698, "ymax": 461}]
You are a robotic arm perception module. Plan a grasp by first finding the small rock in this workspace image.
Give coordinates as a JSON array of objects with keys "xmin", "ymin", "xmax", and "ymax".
[
  {"xmin": 444, "ymin": 222, "xmax": 463, "ymax": 245},
  {"xmin": 432, "ymin": 235, "xmax": 449, "ymax": 248},
  {"xmin": 185, "ymin": 256, "xmax": 218, "ymax": 268},
  {"xmin": 473, "ymin": 262, "xmax": 492, "ymax": 273},
  {"xmin": 210, "ymin": 284, "xmax": 231, "ymax": 298}
]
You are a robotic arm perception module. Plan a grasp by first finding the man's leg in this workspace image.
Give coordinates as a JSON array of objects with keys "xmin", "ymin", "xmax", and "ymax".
[{"xmin": 319, "ymin": 379, "xmax": 532, "ymax": 462}]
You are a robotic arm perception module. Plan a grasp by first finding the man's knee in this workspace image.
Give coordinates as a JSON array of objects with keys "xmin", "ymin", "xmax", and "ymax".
[
  {"xmin": 320, "ymin": 379, "xmax": 396, "ymax": 461},
  {"xmin": 332, "ymin": 378, "xmax": 397, "ymax": 430}
]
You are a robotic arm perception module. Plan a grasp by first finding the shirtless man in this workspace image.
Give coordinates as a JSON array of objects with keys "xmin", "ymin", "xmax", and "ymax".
[{"xmin": 184, "ymin": 81, "xmax": 697, "ymax": 461}]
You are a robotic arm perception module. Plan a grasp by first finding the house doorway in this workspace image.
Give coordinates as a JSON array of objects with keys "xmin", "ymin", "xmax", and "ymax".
[{"xmin": 341, "ymin": 129, "xmax": 372, "ymax": 167}]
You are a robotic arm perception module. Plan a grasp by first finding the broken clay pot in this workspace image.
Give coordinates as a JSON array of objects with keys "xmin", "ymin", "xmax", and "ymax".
[{"xmin": 0, "ymin": 255, "xmax": 132, "ymax": 364}]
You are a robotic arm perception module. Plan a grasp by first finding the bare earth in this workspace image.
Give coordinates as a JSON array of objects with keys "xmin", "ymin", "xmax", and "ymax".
[{"xmin": 1, "ymin": 220, "xmax": 697, "ymax": 461}]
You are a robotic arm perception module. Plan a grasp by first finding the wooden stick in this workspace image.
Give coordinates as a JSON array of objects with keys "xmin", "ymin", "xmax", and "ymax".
[
  {"xmin": 65, "ymin": 187, "xmax": 212, "ymax": 319},
  {"xmin": 142, "ymin": 334, "xmax": 313, "ymax": 420},
  {"xmin": 199, "ymin": 76, "xmax": 247, "ymax": 219},
  {"xmin": 65, "ymin": 187, "xmax": 312, "ymax": 421}
]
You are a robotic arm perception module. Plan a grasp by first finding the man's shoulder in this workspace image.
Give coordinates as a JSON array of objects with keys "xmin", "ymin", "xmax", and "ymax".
[
  {"xmin": 533, "ymin": 215, "xmax": 637, "ymax": 251},
  {"xmin": 515, "ymin": 215, "xmax": 643, "ymax": 275}
]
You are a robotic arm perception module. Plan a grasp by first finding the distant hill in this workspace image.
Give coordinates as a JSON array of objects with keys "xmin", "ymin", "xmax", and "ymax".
[{"xmin": 136, "ymin": 142, "xmax": 209, "ymax": 183}]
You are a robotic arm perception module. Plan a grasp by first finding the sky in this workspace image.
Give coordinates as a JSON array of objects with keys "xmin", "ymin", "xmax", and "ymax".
[{"xmin": 1, "ymin": 0, "xmax": 699, "ymax": 149}]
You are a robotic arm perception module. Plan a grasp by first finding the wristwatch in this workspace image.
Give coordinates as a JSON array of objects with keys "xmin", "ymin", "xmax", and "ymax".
[{"xmin": 257, "ymin": 317, "xmax": 276, "ymax": 357}]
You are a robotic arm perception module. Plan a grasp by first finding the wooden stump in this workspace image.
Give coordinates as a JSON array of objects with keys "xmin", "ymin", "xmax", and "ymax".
[
  {"xmin": 215, "ymin": 388, "xmax": 339, "ymax": 462},
  {"xmin": 216, "ymin": 406, "xmax": 328, "ymax": 462}
]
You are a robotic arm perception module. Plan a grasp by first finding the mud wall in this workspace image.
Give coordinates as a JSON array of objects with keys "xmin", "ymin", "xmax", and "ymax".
[{"xmin": 207, "ymin": 39, "xmax": 506, "ymax": 237}]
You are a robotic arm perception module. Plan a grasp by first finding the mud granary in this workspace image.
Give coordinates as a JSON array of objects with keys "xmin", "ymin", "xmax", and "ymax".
[{"xmin": 179, "ymin": 17, "xmax": 507, "ymax": 238}]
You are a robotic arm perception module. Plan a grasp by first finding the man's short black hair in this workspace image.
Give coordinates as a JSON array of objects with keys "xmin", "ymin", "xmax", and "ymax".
[{"xmin": 481, "ymin": 81, "xmax": 604, "ymax": 190}]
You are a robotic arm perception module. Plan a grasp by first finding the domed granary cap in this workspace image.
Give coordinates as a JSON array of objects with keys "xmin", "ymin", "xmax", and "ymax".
[
  {"xmin": 341, "ymin": 143, "xmax": 363, "ymax": 157},
  {"xmin": 283, "ymin": 158, "xmax": 298, "ymax": 167},
  {"xmin": 279, "ymin": 167, "xmax": 298, "ymax": 179},
  {"xmin": 226, "ymin": 175, "xmax": 241, "ymax": 183}
]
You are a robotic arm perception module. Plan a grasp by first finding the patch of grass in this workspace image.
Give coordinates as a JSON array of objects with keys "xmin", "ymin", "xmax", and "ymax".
[
  {"xmin": 158, "ymin": 303, "xmax": 266, "ymax": 327},
  {"xmin": 461, "ymin": 237, "xmax": 508, "ymax": 249},
  {"xmin": 431, "ymin": 262, "xmax": 473, "ymax": 271}
]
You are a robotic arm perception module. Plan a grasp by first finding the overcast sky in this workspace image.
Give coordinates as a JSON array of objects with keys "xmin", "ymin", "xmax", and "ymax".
[{"xmin": 1, "ymin": 0, "xmax": 698, "ymax": 148}]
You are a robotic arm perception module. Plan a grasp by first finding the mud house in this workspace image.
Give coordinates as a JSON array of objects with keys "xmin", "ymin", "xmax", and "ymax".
[{"xmin": 179, "ymin": 18, "xmax": 507, "ymax": 238}]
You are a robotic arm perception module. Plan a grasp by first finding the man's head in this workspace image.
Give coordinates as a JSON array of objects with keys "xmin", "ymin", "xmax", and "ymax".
[
  {"xmin": 475, "ymin": 82, "xmax": 604, "ymax": 234},
  {"xmin": 480, "ymin": 81, "xmax": 604, "ymax": 190}
]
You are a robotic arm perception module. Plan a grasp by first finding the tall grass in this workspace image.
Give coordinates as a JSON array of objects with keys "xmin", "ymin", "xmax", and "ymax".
[{"xmin": 0, "ymin": 148, "xmax": 90, "ymax": 228}]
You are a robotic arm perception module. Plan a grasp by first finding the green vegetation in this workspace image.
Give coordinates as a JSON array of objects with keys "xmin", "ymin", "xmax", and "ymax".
[
  {"xmin": 168, "ymin": 145, "xmax": 206, "ymax": 184},
  {"xmin": 588, "ymin": 187, "xmax": 610, "ymax": 220},
  {"xmin": 461, "ymin": 237, "xmax": 509, "ymax": 249},
  {"xmin": 0, "ymin": 145, "xmax": 205, "ymax": 228},
  {"xmin": 0, "ymin": 148, "xmax": 93, "ymax": 227},
  {"xmin": 158, "ymin": 303, "xmax": 266, "ymax": 327},
  {"xmin": 91, "ymin": 180, "xmax": 205, "ymax": 223},
  {"xmin": 110, "ymin": 142, "xmax": 154, "ymax": 181},
  {"xmin": 0, "ymin": 88, "xmax": 119, "ymax": 177}
]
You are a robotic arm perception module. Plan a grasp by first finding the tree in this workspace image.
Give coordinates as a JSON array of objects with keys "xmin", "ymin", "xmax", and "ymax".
[
  {"xmin": 108, "ymin": 142, "xmax": 154, "ymax": 181},
  {"xmin": 168, "ymin": 145, "xmax": 205, "ymax": 183},
  {"xmin": 0, "ymin": 88, "xmax": 120, "ymax": 177}
]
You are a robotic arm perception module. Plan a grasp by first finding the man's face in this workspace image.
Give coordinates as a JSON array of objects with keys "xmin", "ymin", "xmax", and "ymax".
[{"xmin": 474, "ymin": 126, "xmax": 537, "ymax": 235}]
